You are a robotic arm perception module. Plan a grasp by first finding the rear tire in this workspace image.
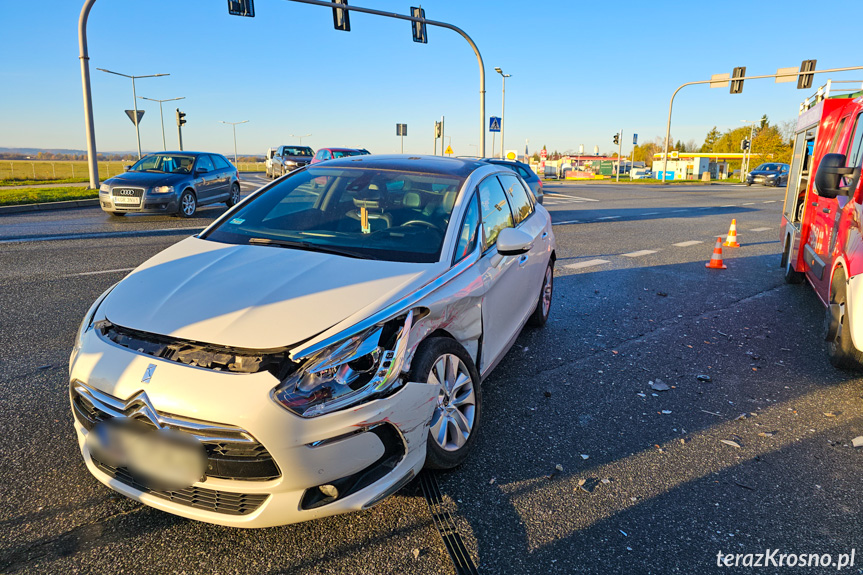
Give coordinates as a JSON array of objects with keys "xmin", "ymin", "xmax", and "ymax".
[
  {"xmin": 528, "ymin": 259, "xmax": 554, "ymax": 327},
  {"xmin": 410, "ymin": 338, "xmax": 482, "ymax": 470},
  {"xmin": 226, "ymin": 183, "xmax": 240, "ymax": 207},
  {"xmin": 826, "ymin": 270, "xmax": 863, "ymax": 370}
]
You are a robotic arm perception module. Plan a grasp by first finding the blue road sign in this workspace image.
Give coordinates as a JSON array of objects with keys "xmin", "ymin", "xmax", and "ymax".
[
  {"xmin": 633, "ymin": 134, "xmax": 638, "ymax": 145},
  {"xmin": 489, "ymin": 117, "xmax": 501, "ymax": 132}
]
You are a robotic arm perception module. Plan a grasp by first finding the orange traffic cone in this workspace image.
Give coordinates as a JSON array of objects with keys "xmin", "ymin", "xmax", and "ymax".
[
  {"xmin": 706, "ymin": 237, "xmax": 727, "ymax": 269},
  {"xmin": 723, "ymin": 219, "xmax": 740, "ymax": 248}
]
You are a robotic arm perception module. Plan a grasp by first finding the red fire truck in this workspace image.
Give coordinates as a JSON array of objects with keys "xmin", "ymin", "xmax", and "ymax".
[{"xmin": 781, "ymin": 83, "xmax": 863, "ymax": 368}]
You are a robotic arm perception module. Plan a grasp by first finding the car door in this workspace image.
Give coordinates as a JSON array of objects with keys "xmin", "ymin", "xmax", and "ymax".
[
  {"xmin": 210, "ymin": 154, "xmax": 232, "ymax": 199},
  {"xmin": 193, "ymin": 154, "xmax": 218, "ymax": 203},
  {"xmin": 475, "ymin": 174, "xmax": 533, "ymax": 372}
]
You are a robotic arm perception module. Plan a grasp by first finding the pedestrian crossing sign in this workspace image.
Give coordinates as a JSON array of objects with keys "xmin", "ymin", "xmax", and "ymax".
[{"xmin": 489, "ymin": 117, "xmax": 501, "ymax": 132}]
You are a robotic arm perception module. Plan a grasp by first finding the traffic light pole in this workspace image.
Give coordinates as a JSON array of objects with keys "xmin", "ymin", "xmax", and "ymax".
[
  {"xmin": 661, "ymin": 66, "xmax": 863, "ymax": 182},
  {"xmin": 177, "ymin": 123, "xmax": 183, "ymax": 151},
  {"xmin": 280, "ymin": 0, "xmax": 485, "ymax": 157},
  {"xmin": 616, "ymin": 129, "xmax": 622, "ymax": 182}
]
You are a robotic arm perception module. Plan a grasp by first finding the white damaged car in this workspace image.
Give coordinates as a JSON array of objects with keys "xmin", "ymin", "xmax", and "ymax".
[{"xmin": 69, "ymin": 155, "xmax": 556, "ymax": 527}]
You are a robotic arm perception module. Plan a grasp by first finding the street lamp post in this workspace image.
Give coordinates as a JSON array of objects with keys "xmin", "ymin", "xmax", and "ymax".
[
  {"xmin": 97, "ymin": 68, "xmax": 169, "ymax": 159},
  {"xmin": 290, "ymin": 133, "xmax": 312, "ymax": 145},
  {"xmin": 221, "ymin": 120, "xmax": 249, "ymax": 164},
  {"xmin": 494, "ymin": 67, "xmax": 510, "ymax": 159},
  {"xmin": 140, "ymin": 96, "xmax": 185, "ymax": 151}
]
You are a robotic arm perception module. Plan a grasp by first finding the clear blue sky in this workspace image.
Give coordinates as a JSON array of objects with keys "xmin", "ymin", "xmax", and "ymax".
[{"xmin": 1, "ymin": 0, "xmax": 860, "ymax": 157}]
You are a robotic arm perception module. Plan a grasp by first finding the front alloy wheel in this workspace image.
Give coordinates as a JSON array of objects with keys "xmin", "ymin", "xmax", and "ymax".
[
  {"xmin": 178, "ymin": 190, "xmax": 197, "ymax": 218},
  {"xmin": 411, "ymin": 338, "xmax": 482, "ymax": 470}
]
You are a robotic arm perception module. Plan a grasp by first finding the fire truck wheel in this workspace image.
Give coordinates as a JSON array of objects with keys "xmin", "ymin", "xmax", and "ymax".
[
  {"xmin": 826, "ymin": 270, "xmax": 863, "ymax": 370},
  {"xmin": 781, "ymin": 240, "xmax": 804, "ymax": 284}
]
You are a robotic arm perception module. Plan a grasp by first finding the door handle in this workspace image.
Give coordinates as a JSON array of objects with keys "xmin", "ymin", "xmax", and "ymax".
[
  {"xmin": 811, "ymin": 202, "xmax": 819, "ymax": 207},
  {"xmin": 541, "ymin": 231, "xmax": 549, "ymax": 240},
  {"xmin": 518, "ymin": 254, "xmax": 529, "ymax": 267},
  {"xmin": 822, "ymin": 208, "xmax": 831, "ymax": 213}
]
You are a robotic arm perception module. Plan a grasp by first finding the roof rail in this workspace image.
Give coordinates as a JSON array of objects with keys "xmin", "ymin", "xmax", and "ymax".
[{"xmin": 800, "ymin": 80, "xmax": 863, "ymax": 114}]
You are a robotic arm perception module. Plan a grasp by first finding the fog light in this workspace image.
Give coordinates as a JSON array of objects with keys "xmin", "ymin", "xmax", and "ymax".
[{"xmin": 319, "ymin": 484, "xmax": 338, "ymax": 499}]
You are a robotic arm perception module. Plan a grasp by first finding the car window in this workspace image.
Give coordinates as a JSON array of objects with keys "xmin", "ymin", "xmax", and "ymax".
[
  {"xmin": 314, "ymin": 150, "xmax": 324, "ymax": 160},
  {"xmin": 204, "ymin": 167, "xmax": 466, "ymax": 264},
  {"xmin": 829, "ymin": 117, "xmax": 848, "ymax": 153},
  {"xmin": 196, "ymin": 155, "xmax": 215, "ymax": 172},
  {"xmin": 453, "ymin": 192, "xmax": 480, "ymax": 264},
  {"xmin": 323, "ymin": 151, "xmax": 332, "ymax": 160},
  {"xmin": 497, "ymin": 173, "xmax": 533, "ymax": 223},
  {"xmin": 477, "ymin": 176, "xmax": 514, "ymax": 250},
  {"xmin": 842, "ymin": 113, "xmax": 863, "ymax": 188},
  {"xmin": 211, "ymin": 155, "xmax": 231, "ymax": 170}
]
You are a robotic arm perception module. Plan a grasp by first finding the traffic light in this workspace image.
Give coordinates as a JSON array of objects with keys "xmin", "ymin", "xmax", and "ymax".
[
  {"xmin": 730, "ymin": 66, "xmax": 746, "ymax": 94},
  {"xmin": 176, "ymin": 109, "xmax": 186, "ymax": 127},
  {"xmin": 410, "ymin": 7, "xmax": 427, "ymax": 43},
  {"xmin": 227, "ymin": 0, "xmax": 254, "ymax": 17},
  {"xmin": 798, "ymin": 59, "xmax": 817, "ymax": 90},
  {"xmin": 332, "ymin": 0, "xmax": 350, "ymax": 32},
  {"xmin": 434, "ymin": 121, "xmax": 442, "ymax": 138},
  {"xmin": 613, "ymin": 133, "xmax": 619, "ymax": 145},
  {"xmin": 741, "ymin": 139, "xmax": 750, "ymax": 151}
]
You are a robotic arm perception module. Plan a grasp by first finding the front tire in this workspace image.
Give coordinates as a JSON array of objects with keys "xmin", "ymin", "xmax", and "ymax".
[
  {"xmin": 826, "ymin": 270, "xmax": 863, "ymax": 370},
  {"xmin": 107, "ymin": 211, "xmax": 126, "ymax": 217},
  {"xmin": 226, "ymin": 183, "xmax": 240, "ymax": 207},
  {"xmin": 410, "ymin": 338, "xmax": 482, "ymax": 470},
  {"xmin": 528, "ymin": 259, "xmax": 554, "ymax": 327},
  {"xmin": 178, "ymin": 190, "xmax": 197, "ymax": 218}
]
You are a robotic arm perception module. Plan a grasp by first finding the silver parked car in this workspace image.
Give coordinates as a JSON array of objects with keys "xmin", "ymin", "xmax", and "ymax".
[{"xmin": 99, "ymin": 152, "xmax": 241, "ymax": 218}]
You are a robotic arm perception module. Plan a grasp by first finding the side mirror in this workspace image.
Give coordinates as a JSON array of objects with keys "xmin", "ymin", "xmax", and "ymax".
[
  {"xmin": 195, "ymin": 167, "xmax": 208, "ymax": 174},
  {"xmin": 124, "ymin": 165, "xmax": 132, "ymax": 172},
  {"xmin": 815, "ymin": 153, "xmax": 853, "ymax": 198},
  {"xmin": 496, "ymin": 227, "xmax": 534, "ymax": 256}
]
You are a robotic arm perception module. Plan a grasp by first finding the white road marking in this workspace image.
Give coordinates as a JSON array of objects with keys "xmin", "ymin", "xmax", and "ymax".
[
  {"xmin": 673, "ymin": 240, "xmax": 703, "ymax": 247},
  {"xmin": 65, "ymin": 267, "xmax": 136, "ymax": 277},
  {"xmin": 721, "ymin": 204, "xmax": 735, "ymax": 208},
  {"xmin": 568, "ymin": 195, "xmax": 600, "ymax": 202},
  {"xmin": 642, "ymin": 212, "xmax": 659, "ymax": 216},
  {"xmin": 750, "ymin": 227, "xmax": 773, "ymax": 232},
  {"xmin": 597, "ymin": 216, "xmax": 620, "ymax": 220},
  {"xmin": 622, "ymin": 250, "xmax": 657, "ymax": 257},
  {"xmin": 763, "ymin": 200, "xmax": 777, "ymax": 203},
  {"xmin": 671, "ymin": 209, "xmax": 688, "ymax": 212},
  {"xmin": 566, "ymin": 259, "xmax": 610, "ymax": 270},
  {"xmin": 741, "ymin": 202, "xmax": 755, "ymax": 205},
  {"xmin": 553, "ymin": 219, "xmax": 581, "ymax": 225}
]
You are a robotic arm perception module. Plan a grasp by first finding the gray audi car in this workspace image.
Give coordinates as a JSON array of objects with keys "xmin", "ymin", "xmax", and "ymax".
[{"xmin": 99, "ymin": 152, "xmax": 241, "ymax": 217}]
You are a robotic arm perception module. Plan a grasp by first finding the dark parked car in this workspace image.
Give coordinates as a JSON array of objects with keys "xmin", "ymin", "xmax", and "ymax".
[
  {"xmin": 99, "ymin": 152, "xmax": 240, "ymax": 218},
  {"xmin": 267, "ymin": 145, "xmax": 315, "ymax": 178},
  {"xmin": 746, "ymin": 163, "xmax": 789, "ymax": 187},
  {"xmin": 480, "ymin": 158, "xmax": 543, "ymax": 203}
]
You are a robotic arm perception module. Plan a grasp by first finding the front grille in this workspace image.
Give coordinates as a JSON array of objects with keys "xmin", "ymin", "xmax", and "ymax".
[
  {"xmin": 72, "ymin": 382, "xmax": 280, "ymax": 481},
  {"xmin": 111, "ymin": 187, "xmax": 144, "ymax": 207},
  {"xmin": 92, "ymin": 457, "xmax": 269, "ymax": 516}
]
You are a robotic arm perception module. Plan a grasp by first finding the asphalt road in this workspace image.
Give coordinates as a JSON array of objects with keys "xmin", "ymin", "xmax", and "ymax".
[{"xmin": 2, "ymin": 181, "xmax": 862, "ymax": 574}]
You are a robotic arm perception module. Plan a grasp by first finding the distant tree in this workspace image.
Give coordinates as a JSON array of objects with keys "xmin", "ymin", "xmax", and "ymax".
[
  {"xmin": 701, "ymin": 126, "xmax": 721, "ymax": 152},
  {"xmin": 531, "ymin": 152, "xmax": 540, "ymax": 162},
  {"xmin": 685, "ymin": 139, "xmax": 698, "ymax": 153},
  {"xmin": 675, "ymin": 140, "xmax": 684, "ymax": 152},
  {"xmin": 760, "ymin": 114, "xmax": 769, "ymax": 130}
]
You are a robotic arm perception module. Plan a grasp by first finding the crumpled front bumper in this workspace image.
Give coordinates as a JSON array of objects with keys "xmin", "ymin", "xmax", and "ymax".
[{"xmin": 69, "ymin": 329, "xmax": 437, "ymax": 527}]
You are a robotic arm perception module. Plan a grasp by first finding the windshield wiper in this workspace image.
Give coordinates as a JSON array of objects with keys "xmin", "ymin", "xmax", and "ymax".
[{"xmin": 248, "ymin": 237, "xmax": 376, "ymax": 260}]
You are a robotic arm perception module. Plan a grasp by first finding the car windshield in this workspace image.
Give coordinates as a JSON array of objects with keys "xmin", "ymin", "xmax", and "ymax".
[
  {"xmin": 283, "ymin": 147, "xmax": 313, "ymax": 157},
  {"xmin": 204, "ymin": 167, "xmax": 466, "ymax": 263},
  {"xmin": 131, "ymin": 154, "xmax": 196, "ymax": 174},
  {"xmin": 756, "ymin": 163, "xmax": 781, "ymax": 171}
]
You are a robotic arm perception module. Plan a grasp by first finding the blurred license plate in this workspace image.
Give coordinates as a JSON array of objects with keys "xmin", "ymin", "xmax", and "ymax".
[
  {"xmin": 86, "ymin": 419, "xmax": 206, "ymax": 490},
  {"xmin": 114, "ymin": 196, "xmax": 140, "ymax": 205}
]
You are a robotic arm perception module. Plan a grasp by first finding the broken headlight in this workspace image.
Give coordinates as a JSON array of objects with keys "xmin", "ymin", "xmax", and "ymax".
[
  {"xmin": 272, "ymin": 311, "xmax": 414, "ymax": 418},
  {"xmin": 70, "ymin": 282, "xmax": 118, "ymax": 368}
]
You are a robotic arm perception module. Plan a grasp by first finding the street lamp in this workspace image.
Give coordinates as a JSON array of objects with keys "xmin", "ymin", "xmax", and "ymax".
[
  {"xmin": 221, "ymin": 120, "xmax": 249, "ymax": 164},
  {"xmin": 139, "ymin": 96, "xmax": 185, "ymax": 151},
  {"xmin": 290, "ymin": 133, "xmax": 312, "ymax": 145},
  {"xmin": 494, "ymin": 67, "xmax": 511, "ymax": 159},
  {"xmin": 97, "ymin": 68, "xmax": 169, "ymax": 159}
]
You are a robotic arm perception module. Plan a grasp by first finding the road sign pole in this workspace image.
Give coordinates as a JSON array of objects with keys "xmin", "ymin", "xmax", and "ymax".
[
  {"xmin": 78, "ymin": 0, "xmax": 99, "ymax": 189},
  {"xmin": 616, "ymin": 129, "xmax": 621, "ymax": 182},
  {"xmin": 491, "ymin": 131, "xmax": 495, "ymax": 158},
  {"xmin": 132, "ymin": 77, "xmax": 142, "ymax": 159},
  {"xmin": 177, "ymin": 124, "xmax": 183, "ymax": 151},
  {"xmin": 441, "ymin": 116, "xmax": 445, "ymax": 157},
  {"xmin": 500, "ymin": 74, "xmax": 505, "ymax": 159},
  {"xmin": 433, "ymin": 123, "xmax": 436, "ymax": 155}
]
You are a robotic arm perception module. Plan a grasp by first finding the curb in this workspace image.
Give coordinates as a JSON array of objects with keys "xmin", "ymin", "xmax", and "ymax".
[{"xmin": 0, "ymin": 198, "xmax": 99, "ymax": 215}]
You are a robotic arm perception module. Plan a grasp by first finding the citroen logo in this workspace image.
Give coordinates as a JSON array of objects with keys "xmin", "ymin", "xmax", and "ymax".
[{"xmin": 142, "ymin": 363, "xmax": 156, "ymax": 384}]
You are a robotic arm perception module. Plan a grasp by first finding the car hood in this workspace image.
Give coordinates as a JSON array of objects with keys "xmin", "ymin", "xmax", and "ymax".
[
  {"xmin": 106, "ymin": 172, "xmax": 188, "ymax": 187},
  {"xmin": 100, "ymin": 237, "xmax": 436, "ymax": 350}
]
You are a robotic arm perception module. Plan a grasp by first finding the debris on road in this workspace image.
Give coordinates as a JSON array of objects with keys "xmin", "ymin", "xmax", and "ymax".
[
  {"xmin": 823, "ymin": 412, "xmax": 837, "ymax": 418},
  {"xmin": 721, "ymin": 439, "xmax": 742, "ymax": 449},
  {"xmin": 619, "ymin": 530, "xmax": 628, "ymax": 537},
  {"xmin": 701, "ymin": 410, "xmax": 722, "ymax": 417},
  {"xmin": 758, "ymin": 431, "xmax": 777, "ymax": 438},
  {"xmin": 489, "ymin": 477, "xmax": 496, "ymax": 485},
  {"xmin": 555, "ymin": 464, "xmax": 564, "ymax": 472},
  {"xmin": 661, "ymin": 410, "xmax": 672, "ymax": 415},
  {"xmin": 581, "ymin": 454, "xmax": 590, "ymax": 460},
  {"xmin": 412, "ymin": 548, "xmax": 421, "ymax": 560},
  {"xmin": 852, "ymin": 436, "xmax": 863, "ymax": 448},
  {"xmin": 697, "ymin": 374, "xmax": 712, "ymax": 382},
  {"xmin": 649, "ymin": 379, "xmax": 670, "ymax": 391}
]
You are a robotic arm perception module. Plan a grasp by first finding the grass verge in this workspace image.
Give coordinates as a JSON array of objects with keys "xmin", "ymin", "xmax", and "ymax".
[
  {"xmin": 0, "ymin": 177, "xmax": 89, "ymax": 186},
  {"xmin": 0, "ymin": 187, "xmax": 98, "ymax": 206}
]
